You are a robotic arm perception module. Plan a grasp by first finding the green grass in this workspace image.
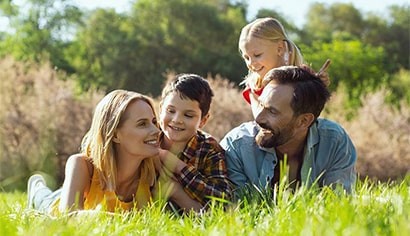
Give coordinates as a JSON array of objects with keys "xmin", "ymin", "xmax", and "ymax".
[{"xmin": 1, "ymin": 178, "xmax": 409, "ymax": 236}]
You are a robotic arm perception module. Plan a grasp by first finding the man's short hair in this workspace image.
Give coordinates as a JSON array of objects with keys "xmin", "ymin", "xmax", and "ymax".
[{"xmin": 264, "ymin": 66, "xmax": 331, "ymax": 119}]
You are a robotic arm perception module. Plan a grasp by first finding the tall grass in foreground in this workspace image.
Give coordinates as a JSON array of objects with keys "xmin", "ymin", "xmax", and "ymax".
[{"xmin": 1, "ymin": 178, "xmax": 409, "ymax": 235}]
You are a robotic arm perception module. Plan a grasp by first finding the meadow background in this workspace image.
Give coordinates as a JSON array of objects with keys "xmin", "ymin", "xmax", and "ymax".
[
  {"xmin": 0, "ymin": 0, "xmax": 409, "ymax": 235},
  {"xmin": 1, "ymin": 57, "xmax": 409, "ymax": 190}
]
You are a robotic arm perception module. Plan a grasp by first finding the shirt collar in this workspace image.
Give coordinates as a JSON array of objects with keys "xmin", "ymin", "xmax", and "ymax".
[
  {"xmin": 158, "ymin": 131, "xmax": 196, "ymax": 159},
  {"xmin": 306, "ymin": 120, "xmax": 320, "ymax": 150}
]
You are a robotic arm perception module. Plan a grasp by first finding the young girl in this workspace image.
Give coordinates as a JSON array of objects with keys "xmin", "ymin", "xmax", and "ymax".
[
  {"xmin": 239, "ymin": 17, "xmax": 303, "ymax": 101},
  {"xmin": 239, "ymin": 17, "xmax": 330, "ymax": 116},
  {"xmin": 27, "ymin": 90, "xmax": 161, "ymax": 215}
]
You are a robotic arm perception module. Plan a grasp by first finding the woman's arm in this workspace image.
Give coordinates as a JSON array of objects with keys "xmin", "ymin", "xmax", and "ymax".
[
  {"xmin": 168, "ymin": 179, "xmax": 203, "ymax": 212},
  {"xmin": 59, "ymin": 154, "xmax": 92, "ymax": 213},
  {"xmin": 153, "ymin": 159, "xmax": 202, "ymax": 212}
]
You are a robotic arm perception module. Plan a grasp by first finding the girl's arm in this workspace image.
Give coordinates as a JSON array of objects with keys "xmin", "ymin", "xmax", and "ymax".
[{"xmin": 59, "ymin": 154, "xmax": 92, "ymax": 213}]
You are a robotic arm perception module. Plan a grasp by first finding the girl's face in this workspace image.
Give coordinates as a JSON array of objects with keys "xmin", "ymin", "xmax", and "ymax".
[
  {"xmin": 159, "ymin": 92, "xmax": 207, "ymax": 148},
  {"xmin": 114, "ymin": 99, "xmax": 160, "ymax": 159},
  {"xmin": 240, "ymin": 36, "xmax": 284, "ymax": 79}
]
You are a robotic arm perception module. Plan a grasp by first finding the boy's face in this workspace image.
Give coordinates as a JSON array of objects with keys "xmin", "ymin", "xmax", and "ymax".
[{"xmin": 160, "ymin": 92, "xmax": 207, "ymax": 146}]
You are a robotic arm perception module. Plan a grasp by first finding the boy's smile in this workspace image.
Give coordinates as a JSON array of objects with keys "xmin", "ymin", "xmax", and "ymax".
[{"xmin": 160, "ymin": 92, "xmax": 206, "ymax": 151}]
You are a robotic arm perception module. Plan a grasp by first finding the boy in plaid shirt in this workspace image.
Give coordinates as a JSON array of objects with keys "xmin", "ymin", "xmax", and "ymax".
[{"xmin": 158, "ymin": 74, "xmax": 232, "ymax": 212}]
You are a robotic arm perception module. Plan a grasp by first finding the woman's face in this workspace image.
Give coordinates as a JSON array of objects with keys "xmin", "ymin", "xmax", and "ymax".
[
  {"xmin": 114, "ymin": 99, "xmax": 160, "ymax": 159},
  {"xmin": 240, "ymin": 36, "xmax": 283, "ymax": 80}
]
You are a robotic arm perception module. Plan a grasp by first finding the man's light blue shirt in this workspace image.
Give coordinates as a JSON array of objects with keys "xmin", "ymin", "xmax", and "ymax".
[{"xmin": 220, "ymin": 118, "xmax": 356, "ymax": 193}]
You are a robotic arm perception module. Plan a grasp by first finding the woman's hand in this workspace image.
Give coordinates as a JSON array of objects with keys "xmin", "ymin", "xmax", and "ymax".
[
  {"xmin": 158, "ymin": 149, "xmax": 186, "ymax": 175},
  {"xmin": 168, "ymin": 180, "xmax": 203, "ymax": 212}
]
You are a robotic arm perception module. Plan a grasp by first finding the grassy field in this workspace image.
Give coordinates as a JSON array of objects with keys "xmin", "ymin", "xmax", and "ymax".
[{"xmin": 1, "ymin": 178, "xmax": 409, "ymax": 235}]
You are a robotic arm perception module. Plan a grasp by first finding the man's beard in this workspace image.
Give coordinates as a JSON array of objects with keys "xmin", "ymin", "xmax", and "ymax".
[
  {"xmin": 255, "ymin": 128, "xmax": 277, "ymax": 148},
  {"xmin": 255, "ymin": 121, "xmax": 296, "ymax": 148}
]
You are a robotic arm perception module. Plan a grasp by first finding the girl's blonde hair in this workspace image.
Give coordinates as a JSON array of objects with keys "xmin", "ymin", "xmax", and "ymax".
[
  {"xmin": 81, "ymin": 89, "xmax": 158, "ymax": 191},
  {"xmin": 239, "ymin": 17, "xmax": 304, "ymax": 89}
]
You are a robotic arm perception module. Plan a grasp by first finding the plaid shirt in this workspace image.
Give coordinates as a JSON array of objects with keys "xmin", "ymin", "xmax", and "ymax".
[{"xmin": 162, "ymin": 130, "xmax": 232, "ymax": 205}]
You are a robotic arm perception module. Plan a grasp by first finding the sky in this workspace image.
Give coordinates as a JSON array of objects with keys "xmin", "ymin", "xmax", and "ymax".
[
  {"xmin": 1, "ymin": 0, "xmax": 408, "ymax": 29},
  {"xmin": 246, "ymin": 0, "xmax": 408, "ymax": 26},
  {"xmin": 71, "ymin": 0, "xmax": 408, "ymax": 27}
]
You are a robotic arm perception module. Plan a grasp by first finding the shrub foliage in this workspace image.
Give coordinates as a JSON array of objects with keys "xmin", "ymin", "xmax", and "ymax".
[
  {"xmin": 0, "ymin": 58, "xmax": 408, "ymax": 191},
  {"xmin": 0, "ymin": 58, "xmax": 102, "ymax": 190}
]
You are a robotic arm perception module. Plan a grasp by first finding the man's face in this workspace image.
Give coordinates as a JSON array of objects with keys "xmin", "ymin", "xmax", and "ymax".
[{"xmin": 254, "ymin": 82, "xmax": 298, "ymax": 148}]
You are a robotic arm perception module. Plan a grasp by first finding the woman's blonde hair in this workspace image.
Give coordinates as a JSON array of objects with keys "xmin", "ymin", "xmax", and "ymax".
[
  {"xmin": 81, "ymin": 89, "xmax": 158, "ymax": 191},
  {"xmin": 239, "ymin": 17, "xmax": 304, "ymax": 89}
]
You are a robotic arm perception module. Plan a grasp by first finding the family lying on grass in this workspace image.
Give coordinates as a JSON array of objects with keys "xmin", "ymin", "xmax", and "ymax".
[{"xmin": 26, "ymin": 17, "xmax": 356, "ymax": 216}]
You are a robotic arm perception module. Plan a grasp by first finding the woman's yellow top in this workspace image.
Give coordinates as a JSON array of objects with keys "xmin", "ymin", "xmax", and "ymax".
[{"xmin": 49, "ymin": 169, "xmax": 152, "ymax": 215}]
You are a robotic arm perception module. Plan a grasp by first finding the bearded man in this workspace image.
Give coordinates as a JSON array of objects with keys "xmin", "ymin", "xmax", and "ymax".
[{"xmin": 220, "ymin": 65, "xmax": 356, "ymax": 194}]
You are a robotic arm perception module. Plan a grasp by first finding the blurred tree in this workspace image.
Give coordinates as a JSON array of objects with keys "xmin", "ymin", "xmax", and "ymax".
[
  {"xmin": 0, "ymin": 0, "xmax": 18, "ymax": 17},
  {"xmin": 388, "ymin": 5, "xmax": 410, "ymax": 71},
  {"xmin": 302, "ymin": 2, "xmax": 364, "ymax": 44},
  {"xmin": 300, "ymin": 2, "xmax": 408, "ymax": 109},
  {"xmin": 254, "ymin": 8, "xmax": 301, "ymax": 41},
  {"xmin": 362, "ymin": 5, "xmax": 409, "ymax": 72},
  {"xmin": 1, "ymin": 0, "xmax": 406, "ymax": 103},
  {"xmin": 128, "ymin": 0, "xmax": 247, "ymax": 95},
  {"xmin": 69, "ymin": 0, "xmax": 247, "ymax": 95},
  {"xmin": 302, "ymin": 39, "xmax": 387, "ymax": 108},
  {"xmin": 386, "ymin": 69, "xmax": 410, "ymax": 105},
  {"xmin": 0, "ymin": 0, "xmax": 83, "ymax": 73},
  {"xmin": 65, "ymin": 9, "xmax": 135, "ymax": 92},
  {"xmin": 302, "ymin": 3, "xmax": 409, "ymax": 72}
]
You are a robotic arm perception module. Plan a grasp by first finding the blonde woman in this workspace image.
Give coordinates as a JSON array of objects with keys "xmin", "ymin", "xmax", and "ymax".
[{"xmin": 27, "ymin": 90, "xmax": 160, "ymax": 215}]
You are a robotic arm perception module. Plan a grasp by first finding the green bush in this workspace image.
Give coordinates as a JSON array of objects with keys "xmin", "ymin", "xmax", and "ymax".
[{"xmin": 0, "ymin": 58, "xmax": 409, "ymax": 191}]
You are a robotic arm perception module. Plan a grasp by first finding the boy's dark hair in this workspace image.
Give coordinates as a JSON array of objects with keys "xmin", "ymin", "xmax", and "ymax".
[
  {"xmin": 161, "ymin": 74, "xmax": 214, "ymax": 118},
  {"xmin": 264, "ymin": 66, "xmax": 331, "ymax": 119}
]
